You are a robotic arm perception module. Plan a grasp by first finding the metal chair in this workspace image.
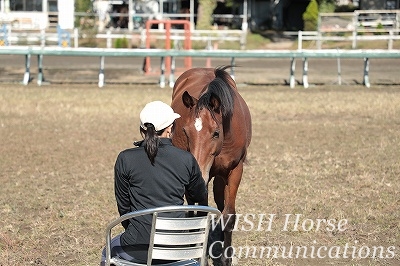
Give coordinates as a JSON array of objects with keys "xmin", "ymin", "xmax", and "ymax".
[{"xmin": 105, "ymin": 205, "xmax": 221, "ymax": 266}]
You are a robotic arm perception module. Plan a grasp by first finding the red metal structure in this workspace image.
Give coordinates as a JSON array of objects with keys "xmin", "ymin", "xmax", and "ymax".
[{"xmin": 144, "ymin": 20, "xmax": 192, "ymax": 75}]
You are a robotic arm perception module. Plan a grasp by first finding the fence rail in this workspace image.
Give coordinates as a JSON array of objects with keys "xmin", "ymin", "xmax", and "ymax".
[
  {"xmin": 2, "ymin": 27, "xmax": 399, "ymax": 52},
  {"xmin": 1, "ymin": 46, "xmax": 399, "ymax": 88},
  {"xmin": 0, "ymin": 26, "xmax": 245, "ymax": 49},
  {"xmin": 295, "ymin": 30, "xmax": 400, "ymax": 50},
  {"xmin": 2, "ymin": 46, "xmax": 400, "ymax": 58},
  {"xmin": 315, "ymin": 10, "xmax": 400, "ymax": 49}
]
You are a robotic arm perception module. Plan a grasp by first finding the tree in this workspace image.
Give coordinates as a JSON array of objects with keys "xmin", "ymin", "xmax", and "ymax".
[
  {"xmin": 75, "ymin": 0, "xmax": 97, "ymax": 46},
  {"xmin": 318, "ymin": 0, "xmax": 336, "ymax": 12},
  {"xmin": 75, "ymin": 0, "xmax": 92, "ymax": 12},
  {"xmin": 196, "ymin": 0, "xmax": 217, "ymax": 30},
  {"xmin": 303, "ymin": 0, "xmax": 319, "ymax": 31}
]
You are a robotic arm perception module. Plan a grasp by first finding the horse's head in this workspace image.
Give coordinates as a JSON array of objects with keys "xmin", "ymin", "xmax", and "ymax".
[
  {"xmin": 180, "ymin": 91, "xmax": 223, "ymax": 183},
  {"xmin": 175, "ymin": 70, "xmax": 235, "ymax": 183}
]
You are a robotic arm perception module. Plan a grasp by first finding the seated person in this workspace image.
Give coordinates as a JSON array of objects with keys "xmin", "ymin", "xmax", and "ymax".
[{"xmin": 100, "ymin": 101, "xmax": 207, "ymax": 265}]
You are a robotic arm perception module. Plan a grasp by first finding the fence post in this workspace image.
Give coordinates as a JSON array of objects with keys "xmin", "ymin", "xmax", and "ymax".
[
  {"xmin": 98, "ymin": 56, "xmax": 105, "ymax": 88},
  {"xmin": 37, "ymin": 55, "xmax": 44, "ymax": 86},
  {"xmin": 289, "ymin": 57, "xmax": 296, "ymax": 89},
  {"xmin": 159, "ymin": 56, "xmax": 166, "ymax": 88},
  {"xmin": 206, "ymin": 37, "xmax": 212, "ymax": 68},
  {"xmin": 388, "ymin": 30, "xmax": 393, "ymax": 50},
  {"xmin": 140, "ymin": 29, "xmax": 146, "ymax": 48},
  {"xmin": 40, "ymin": 29, "xmax": 46, "ymax": 47},
  {"xmin": 169, "ymin": 56, "xmax": 175, "ymax": 88},
  {"xmin": 298, "ymin": 30, "xmax": 302, "ymax": 51},
  {"xmin": 363, "ymin": 58, "xmax": 370, "ymax": 88},
  {"xmin": 74, "ymin": 28, "xmax": 79, "ymax": 48},
  {"xmin": 23, "ymin": 54, "xmax": 31, "ymax": 85},
  {"xmin": 317, "ymin": 15, "xmax": 321, "ymax": 49},
  {"xmin": 230, "ymin": 57, "xmax": 235, "ymax": 80},
  {"xmin": 7, "ymin": 25, "xmax": 11, "ymax": 45},
  {"xmin": 337, "ymin": 54, "xmax": 342, "ymax": 86},
  {"xmin": 107, "ymin": 29, "xmax": 112, "ymax": 48},
  {"xmin": 302, "ymin": 57, "xmax": 308, "ymax": 88},
  {"xmin": 352, "ymin": 12, "xmax": 358, "ymax": 49}
]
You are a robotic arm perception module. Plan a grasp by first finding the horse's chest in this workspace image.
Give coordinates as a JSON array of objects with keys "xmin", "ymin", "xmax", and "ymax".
[{"xmin": 212, "ymin": 153, "xmax": 237, "ymax": 173}]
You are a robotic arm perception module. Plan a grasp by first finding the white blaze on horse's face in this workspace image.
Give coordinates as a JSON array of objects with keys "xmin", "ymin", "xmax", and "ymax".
[
  {"xmin": 194, "ymin": 118, "xmax": 203, "ymax": 131},
  {"xmin": 186, "ymin": 110, "xmax": 223, "ymax": 184}
]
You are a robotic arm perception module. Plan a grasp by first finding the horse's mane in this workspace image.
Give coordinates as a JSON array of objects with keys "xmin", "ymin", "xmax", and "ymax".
[{"xmin": 196, "ymin": 66, "xmax": 235, "ymax": 133}]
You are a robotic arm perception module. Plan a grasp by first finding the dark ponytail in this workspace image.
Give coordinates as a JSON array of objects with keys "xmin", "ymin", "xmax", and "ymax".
[{"xmin": 142, "ymin": 123, "xmax": 166, "ymax": 165}]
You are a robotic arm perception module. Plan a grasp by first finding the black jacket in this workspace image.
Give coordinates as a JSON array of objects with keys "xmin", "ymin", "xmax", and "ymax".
[{"xmin": 114, "ymin": 138, "xmax": 207, "ymax": 263}]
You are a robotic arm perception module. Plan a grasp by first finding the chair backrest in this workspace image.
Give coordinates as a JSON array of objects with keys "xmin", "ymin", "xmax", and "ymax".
[{"xmin": 105, "ymin": 205, "xmax": 221, "ymax": 266}]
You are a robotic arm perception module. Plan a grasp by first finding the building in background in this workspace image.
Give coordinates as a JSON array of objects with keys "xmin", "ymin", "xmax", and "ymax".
[
  {"xmin": 336, "ymin": 0, "xmax": 358, "ymax": 6},
  {"xmin": 1, "ymin": 0, "xmax": 399, "ymax": 32},
  {"xmin": 0, "ymin": 0, "xmax": 73, "ymax": 29},
  {"xmin": 245, "ymin": 0, "xmax": 311, "ymax": 32},
  {"xmin": 359, "ymin": 0, "xmax": 399, "ymax": 9}
]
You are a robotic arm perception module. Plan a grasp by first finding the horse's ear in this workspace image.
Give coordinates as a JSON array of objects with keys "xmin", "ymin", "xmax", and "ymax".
[
  {"xmin": 182, "ymin": 91, "xmax": 197, "ymax": 108},
  {"xmin": 209, "ymin": 94, "xmax": 221, "ymax": 114}
]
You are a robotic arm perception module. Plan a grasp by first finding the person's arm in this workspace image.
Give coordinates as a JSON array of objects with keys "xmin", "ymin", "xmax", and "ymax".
[
  {"xmin": 185, "ymin": 156, "xmax": 207, "ymax": 203},
  {"xmin": 114, "ymin": 152, "xmax": 130, "ymax": 229}
]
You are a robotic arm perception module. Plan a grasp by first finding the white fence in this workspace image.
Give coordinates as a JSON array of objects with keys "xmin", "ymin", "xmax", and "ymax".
[
  {"xmin": 1, "ymin": 26, "xmax": 399, "ymax": 51},
  {"xmin": 295, "ymin": 29, "xmax": 400, "ymax": 50},
  {"xmin": 0, "ymin": 26, "xmax": 245, "ymax": 49},
  {"xmin": 319, "ymin": 10, "xmax": 400, "ymax": 33},
  {"xmin": 1, "ymin": 46, "xmax": 399, "ymax": 88},
  {"xmin": 307, "ymin": 10, "xmax": 400, "ymax": 49},
  {"xmin": 2, "ymin": 9, "xmax": 400, "ymax": 50}
]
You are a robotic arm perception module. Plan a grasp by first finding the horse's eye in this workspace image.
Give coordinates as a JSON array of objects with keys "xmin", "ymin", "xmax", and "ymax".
[{"xmin": 212, "ymin": 130, "xmax": 220, "ymax": 139}]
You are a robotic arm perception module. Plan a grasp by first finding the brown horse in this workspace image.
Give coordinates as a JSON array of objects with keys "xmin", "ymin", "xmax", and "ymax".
[{"xmin": 171, "ymin": 66, "xmax": 252, "ymax": 265}]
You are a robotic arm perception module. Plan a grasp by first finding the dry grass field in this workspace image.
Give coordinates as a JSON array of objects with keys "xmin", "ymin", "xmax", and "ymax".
[{"xmin": 0, "ymin": 83, "xmax": 399, "ymax": 266}]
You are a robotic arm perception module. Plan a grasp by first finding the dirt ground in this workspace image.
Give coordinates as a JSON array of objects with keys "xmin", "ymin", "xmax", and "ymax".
[{"xmin": 0, "ymin": 57, "xmax": 399, "ymax": 266}]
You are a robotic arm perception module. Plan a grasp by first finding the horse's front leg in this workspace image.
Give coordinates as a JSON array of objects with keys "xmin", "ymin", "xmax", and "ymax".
[
  {"xmin": 185, "ymin": 190, "xmax": 211, "ymax": 266},
  {"xmin": 220, "ymin": 163, "xmax": 243, "ymax": 266},
  {"xmin": 209, "ymin": 175, "xmax": 225, "ymax": 264}
]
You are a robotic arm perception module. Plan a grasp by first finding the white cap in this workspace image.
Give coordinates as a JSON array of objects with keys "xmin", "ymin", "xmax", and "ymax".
[{"xmin": 140, "ymin": 101, "xmax": 181, "ymax": 131}]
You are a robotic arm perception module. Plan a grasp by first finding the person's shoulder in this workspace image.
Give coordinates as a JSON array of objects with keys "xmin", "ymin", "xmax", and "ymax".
[
  {"xmin": 169, "ymin": 144, "xmax": 188, "ymax": 153},
  {"xmin": 169, "ymin": 145, "xmax": 196, "ymax": 159},
  {"xmin": 118, "ymin": 146, "xmax": 142, "ymax": 157}
]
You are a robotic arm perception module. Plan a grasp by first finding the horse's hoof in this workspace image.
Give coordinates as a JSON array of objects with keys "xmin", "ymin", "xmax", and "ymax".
[
  {"xmin": 221, "ymin": 257, "xmax": 232, "ymax": 266},
  {"xmin": 222, "ymin": 256, "xmax": 238, "ymax": 266}
]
